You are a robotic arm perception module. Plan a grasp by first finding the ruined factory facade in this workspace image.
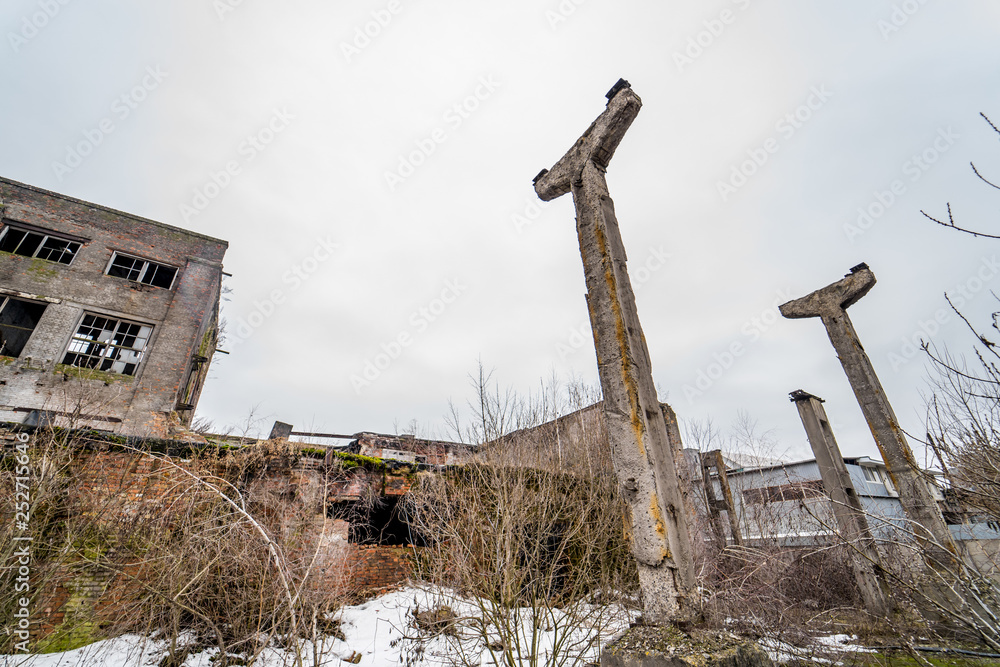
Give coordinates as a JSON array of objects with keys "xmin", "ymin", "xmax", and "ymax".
[{"xmin": 0, "ymin": 177, "xmax": 227, "ymax": 435}]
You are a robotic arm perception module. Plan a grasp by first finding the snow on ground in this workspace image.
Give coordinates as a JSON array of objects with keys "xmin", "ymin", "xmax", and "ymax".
[
  {"xmin": 761, "ymin": 633, "xmax": 877, "ymax": 664},
  {"xmin": 1, "ymin": 586, "xmax": 634, "ymax": 667},
  {"xmin": 813, "ymin": 634, "xmax": 876, "ymax": 653},
  {"xmin": 2, "ymin": 589, "xmax": 883, "ymax": 667}
]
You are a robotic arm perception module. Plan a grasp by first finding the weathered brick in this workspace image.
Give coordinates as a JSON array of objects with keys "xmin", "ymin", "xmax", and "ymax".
[{"xmin": 0, "ymin": 177, "xmax": 227, "ymax": 436}]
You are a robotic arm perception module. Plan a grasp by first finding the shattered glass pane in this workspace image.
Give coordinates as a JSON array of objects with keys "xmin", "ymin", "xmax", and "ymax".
[{"xmin": 62, "ymin": 314, "xmax": 153, "ymax": 376}]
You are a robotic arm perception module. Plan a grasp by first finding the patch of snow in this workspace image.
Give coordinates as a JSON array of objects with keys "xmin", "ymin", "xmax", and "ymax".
[
  {"xmin": 758, "ymin": 638, "xmax": 834, "ymax": 664},
  {"xmin": 760, "ymin": 634, "xmax": 877, "ymax": 665},
  {"xmin": 2, "ymin": 586, "xmax": 635, "ymax": 667},
  {"xmin": 813, "ymin": 634, "xmax": 875, "ymax": 653}
]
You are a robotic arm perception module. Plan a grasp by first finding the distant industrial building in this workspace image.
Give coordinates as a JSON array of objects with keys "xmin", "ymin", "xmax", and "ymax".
[{"xmin": 714, "ymin": 454, "xmax": 1000, "ymax": 549}]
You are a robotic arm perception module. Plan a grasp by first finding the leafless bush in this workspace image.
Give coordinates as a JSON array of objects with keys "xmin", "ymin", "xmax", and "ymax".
[
  {"xmin": 701, "ymin": 542, "xmax": 861, "ymax": 634},
  {"xmin": 92, "ymin": 440, "xmax": 356, "ymax": 666},
  {"xmin": 926, "ymin": 343, "xmax": 1000, "ymax": 525},
  {"xmin": 404, "ymin": 370, "xmax": 635, "ymax": 666},
  {"xmin": 1, "ymin": 429, "xmax": 353, "ymax": 665},
  {"xmin": 444, "ymin": 363, "xmax": 602, "ymax": 445},
  {"xmin": 683, "ymin": 415, "xmax": 875, "ymax": 643},
  {"xmin": 697, "ymin": 485, "xmax": 862, "ymax": 642},
  {"xmin": 0, "ymin": 427, "xmax": 79, "ymax": 654}
]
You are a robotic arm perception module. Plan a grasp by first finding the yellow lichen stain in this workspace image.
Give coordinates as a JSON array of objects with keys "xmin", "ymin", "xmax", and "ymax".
[
  {"xmin": 593, "ymin": 219, "xmax": 645, "ymax": 458},
  {"xmin": 622, "ymin": 509, "xmax": 633, "ymax": 544},
  {"xmin": 650, "ymin": 492, "xmax": 666, "ymax": 538}
]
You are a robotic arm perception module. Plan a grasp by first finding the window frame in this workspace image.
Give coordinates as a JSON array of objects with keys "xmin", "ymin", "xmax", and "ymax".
[
  {"xmin": 0, "ymin": 296, "xmax": 47, "ymax": 358},
  {"xmin": 0, "ymin": 221, "xmax": 84, "ymax": 266},
  {"xmin": 861, "ymin": 466, "xmax": 880, "ymax": 483},
  {"xmin": 104, "ymin": 251, "xmax": 179, "ymax": 290},
  {"xmin": 62, "ymin": 312, "xmax": 155, "ymax": 377}
]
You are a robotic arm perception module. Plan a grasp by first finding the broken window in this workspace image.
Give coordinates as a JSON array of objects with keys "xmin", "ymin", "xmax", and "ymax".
[
  {"xmin": 0, "ymin": 297, "xmax": 46, "ymax": 357},
  {"xmin": 106, "ymin": 252, "xmax": 178, "ymax": 289},
  {"xmin": 0, "ymin": 224, "xmax": 81, "ymax": 264},
  {"xmin": 62, "ymin": 314, "xmax": 153, "ymax": 376}
]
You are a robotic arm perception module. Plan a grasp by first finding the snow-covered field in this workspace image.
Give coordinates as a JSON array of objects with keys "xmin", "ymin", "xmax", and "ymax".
[{"xmin": 1, "ymin": 587, "xmax": 636, "ymax": 667}]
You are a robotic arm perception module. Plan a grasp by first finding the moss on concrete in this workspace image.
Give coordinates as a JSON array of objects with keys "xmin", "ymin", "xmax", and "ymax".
[
  {"xmin": 55, "ymin": 364, "xmax": 134, "ymax": 384},
  {"xmin": 34, "ymin": 621, "xmax": 103, "ymax": 653},
  {"xmin": 26, "ymin": 259, "xmax": 58, "ymax": 281},
  {"xmin": 329, "ymin": 450, "xmax": 385, "ymax": 470}
]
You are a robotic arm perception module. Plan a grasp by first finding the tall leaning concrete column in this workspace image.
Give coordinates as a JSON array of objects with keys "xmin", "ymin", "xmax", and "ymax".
[
  {"xmin": 789, "ymin": 390, "xmax": 893, "ymax": 616},
  {"xmin": 533, "ymin": 80, "xmax": 698, "ymax": 624},
  {"xmin": 780, "ymin": 264, "xmax": 959, "ymax": 567}
]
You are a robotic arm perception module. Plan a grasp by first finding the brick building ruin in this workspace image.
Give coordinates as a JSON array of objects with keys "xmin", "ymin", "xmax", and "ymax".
[{"xmin": 0, "ymin": 177, "xmax": 227, "ymax": 436}]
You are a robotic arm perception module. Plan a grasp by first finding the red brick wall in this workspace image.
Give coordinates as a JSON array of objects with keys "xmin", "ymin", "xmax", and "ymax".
[
  {"xmin": 348, "ymin": 545, "xmax": 416, "ymax": 593},
  {"xmin": 25, "ymin": 446, "xmax": 417, "ymax": 643}
]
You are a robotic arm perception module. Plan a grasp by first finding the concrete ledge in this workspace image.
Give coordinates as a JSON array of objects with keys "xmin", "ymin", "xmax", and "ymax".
[{"xmin": 601, "ymin": 625, "xmax": 774, "ymax": 667}]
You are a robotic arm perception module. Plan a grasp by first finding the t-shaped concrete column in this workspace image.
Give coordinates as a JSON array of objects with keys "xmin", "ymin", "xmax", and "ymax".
[
  {"xmin": 789, "ymin": 390, "xmax": 892, "ymax": 616},
  {"xmin": 780, "ymin": 265, "xmax": 958, "ymax": 566},
  {"xmin": 533, "ymin": 80, "xmax": 697, "ymax": 624}
]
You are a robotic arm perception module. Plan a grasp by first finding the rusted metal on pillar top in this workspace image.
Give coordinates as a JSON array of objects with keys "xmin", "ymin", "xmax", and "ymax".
[
  {"xmin": 788, "ymin": 389, "xmax": 893, "ymax": 616},
  {"xmin": 532, "ymin": 79, "xmax": 698, "ymax": 624},
  {"xmin": 780, "ymin": 265, "xmax": 959, "ymax": 562}
]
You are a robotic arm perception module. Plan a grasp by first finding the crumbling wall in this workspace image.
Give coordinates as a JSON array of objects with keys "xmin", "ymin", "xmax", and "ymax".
[
  {"xmin": 354, "ymin": 432, "xmax": 473, "ymax": 466},
  {"xmin": 11, "ymin": 438, "xmax": 419, "ymax": 645}
]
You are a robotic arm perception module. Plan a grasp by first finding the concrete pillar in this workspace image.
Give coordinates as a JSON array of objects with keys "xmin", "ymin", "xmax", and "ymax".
[
  {"xmin": 779, "ymin": 264, "xmax": 959, "ymax": 567},
  {"xmin": 533, "ymin": 80, "xmax": 698, "ymax": 624},
  {"xmin": 789, "ymin": 390, "xmax": 893, "ymax": 616}
]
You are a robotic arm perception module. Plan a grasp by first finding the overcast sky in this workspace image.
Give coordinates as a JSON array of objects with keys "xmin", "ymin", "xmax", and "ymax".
[{"xmin": 3, "ymin": 1, "xmax": 1000, "ymax": 460}]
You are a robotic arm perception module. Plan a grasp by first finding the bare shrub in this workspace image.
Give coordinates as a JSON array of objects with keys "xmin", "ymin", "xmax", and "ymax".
[
  {"xmin": 0, "ymin": 427, "xmax": 79, "ymax": 653},
  {"xmin": 1, "ymin": 428, "xmax": 352, "ymax": 665},
  {"xmin": 701, "ymin": 542, "xmax": 860, "ymax": 640},
  {"xmin": 404, "ymin": 369, "xmax": 635, "ymax": 666}
]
